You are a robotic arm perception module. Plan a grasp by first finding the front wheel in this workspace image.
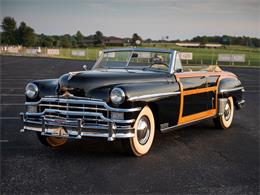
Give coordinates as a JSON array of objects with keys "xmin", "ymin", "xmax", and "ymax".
[
  {"xmin": 122, "ymin": 106, "xmax": 155, "ymax": 156},
  {"xmin": 36, "ymin": 132, "xmax": 67, "ymax": 148},
  {"xmin": 213, "ymin": 96, "xmax": 234, "ymax": 129}
]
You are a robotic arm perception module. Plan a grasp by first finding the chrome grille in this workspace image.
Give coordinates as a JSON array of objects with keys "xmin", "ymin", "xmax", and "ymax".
[{"xmin": 38, "ymin": 98, "xmax": 109, "ymax": 126}]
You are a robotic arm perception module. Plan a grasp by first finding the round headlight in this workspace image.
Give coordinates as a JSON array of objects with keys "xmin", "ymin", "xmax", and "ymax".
[
  {"xmin": 25, "ymin": 83, "xmax": 38, "ymax": 99},
  {"xmin": 110, "ymin": 88, "xmax": 125, "ymax": 105}
]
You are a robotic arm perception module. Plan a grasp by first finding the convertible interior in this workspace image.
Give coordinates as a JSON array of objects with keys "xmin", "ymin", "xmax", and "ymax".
[{"xmin": 182, "ymin": 65, "xmax": 222, "ymax": 72}]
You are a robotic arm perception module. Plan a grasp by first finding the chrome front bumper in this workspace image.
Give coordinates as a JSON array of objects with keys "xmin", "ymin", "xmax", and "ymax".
[{"xmin": 20, "ymin": 97, "xmax": 141, "ymax": 141}]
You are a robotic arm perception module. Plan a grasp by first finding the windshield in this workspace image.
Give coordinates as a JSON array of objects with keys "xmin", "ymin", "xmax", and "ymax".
[{"xmin": 94, "ymin": 50, "xmax": 171, "ymax": 72}]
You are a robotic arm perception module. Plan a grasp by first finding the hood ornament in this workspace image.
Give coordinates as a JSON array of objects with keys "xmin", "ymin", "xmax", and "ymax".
[
  {"xmin": 63, "ymin": 91, "xmax": 73, "ymax": 98},
  {"xmin": 68, "ymin": 71, "xmax": 81, "ymax": 80}
]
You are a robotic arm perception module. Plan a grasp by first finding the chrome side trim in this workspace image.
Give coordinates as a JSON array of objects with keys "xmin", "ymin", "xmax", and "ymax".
[
  {"xmin": 236, "ymin": 99, "xmax": 245, "ymax": 109},
  {"xmin": 128, "ymin": 91, "xmax": 180, "ymax": 101},
  {"xmin": 238, "ymin": 100, "xmax": 245, "ymax": 105},
  {"xmin": 25, "ymin": 97, "xmax": 141, "ymax": 112},
  {"xmin": 161, "ymin": 114, "xmax": 216, "ymax": 133},
  {"xmin": 218, "ymin": 98, "xmax": 228, "ymax": 116},
  {"xmin": 219, "ymin": 87, "xmax": 244, "ymax": 93}
]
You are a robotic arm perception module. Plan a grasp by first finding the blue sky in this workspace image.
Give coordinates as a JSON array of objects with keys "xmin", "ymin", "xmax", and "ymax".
[{"xmin": 1, "ymin": 0, "xmax": 259, "ymax": 40}]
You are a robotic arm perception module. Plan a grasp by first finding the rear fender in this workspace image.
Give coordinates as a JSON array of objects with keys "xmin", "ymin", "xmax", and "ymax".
[{"xmin": 218, "ymin": 78, "xmax": 244, "ymax": 109}]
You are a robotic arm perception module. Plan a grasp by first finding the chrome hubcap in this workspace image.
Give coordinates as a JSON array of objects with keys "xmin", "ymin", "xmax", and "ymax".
[
  {"xmin": 224, "ymin": 101, "xmax": 231, "ymax": 121},
  {"xmin": 137, "ymin": 116, "xmax": 150, "ymax": 145}
]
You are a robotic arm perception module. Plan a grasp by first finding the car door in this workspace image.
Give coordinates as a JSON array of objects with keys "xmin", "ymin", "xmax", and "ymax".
[{"xmin": 175, "ymin": 72, "xmax": 219, "ymax": 124}]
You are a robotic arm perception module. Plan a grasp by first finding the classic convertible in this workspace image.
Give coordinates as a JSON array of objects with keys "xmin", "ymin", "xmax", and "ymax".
[{"xmin": 20, "ymin": 48, "xmax": 245, "ymax": 156}]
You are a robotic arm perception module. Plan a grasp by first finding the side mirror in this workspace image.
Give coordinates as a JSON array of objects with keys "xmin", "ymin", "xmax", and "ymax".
[
  {"xmin": 83, "ymin": 65, "xmax": 88, "ymax": 70},
  {"xmin": 132, "ymin": 53, "xmax": 139, "ymax": 58}
]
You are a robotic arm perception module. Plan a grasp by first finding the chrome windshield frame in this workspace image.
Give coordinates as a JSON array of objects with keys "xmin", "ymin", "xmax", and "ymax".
[{"xmin": 92, "ymin": 48, "xmax": 176, "ymax": 74}]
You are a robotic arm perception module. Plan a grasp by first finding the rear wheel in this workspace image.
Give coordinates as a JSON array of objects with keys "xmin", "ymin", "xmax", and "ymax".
[
  {"xmin": 36, "ymin": 132, "xmax": 67, "ymax": 148},
  {"xmin": 214, "ymin": 96, "xmax": 234, "ymax": 129},
  {"xmin": 122, "ymin": 106, "xmax": 155, "ymax": 156}
]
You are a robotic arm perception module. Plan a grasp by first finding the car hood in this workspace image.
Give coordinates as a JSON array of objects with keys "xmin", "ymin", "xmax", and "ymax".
[{"xmin": 58, "ymin": 69, "xmax": 168, "ymax": 99}]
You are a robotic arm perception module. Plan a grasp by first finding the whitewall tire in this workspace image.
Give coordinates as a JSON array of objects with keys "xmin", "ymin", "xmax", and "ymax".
[
  {"xmin": 122, "ymin": 106, "xmax": 155, "ymax": 156},
  {"xmin": 214, "ymin": 96, "xmax": 234, "ymax": 129}
]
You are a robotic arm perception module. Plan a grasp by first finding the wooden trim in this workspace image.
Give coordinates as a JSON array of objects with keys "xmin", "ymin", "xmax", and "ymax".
[
  {"xmin": 177, "ymin": 86, "xmax": 217, "ymax": 124},
  {"xmin": 215, "ymin": 76, "xmax": 222, "ymax": 112},
  {"xmin": 179, "ymin": 109, "xmax": 217, "ymax": 124},
  {"xmin": 183, "ymin": 86, "xmax": 217, "ymax": 96},
  {"xmin": 175, "ymin": 73, "xmax": 236, "ymax": 125},
  {"xmin": 177, "ymin": 77, "xmax": 184, "ymax": 125},
  {"xmin": 175, "ymin": 72, "xmax": 235, "ymax": 79}
]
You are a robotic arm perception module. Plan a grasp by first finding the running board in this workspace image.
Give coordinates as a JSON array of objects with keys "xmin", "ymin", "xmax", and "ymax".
[{"xmin": 160, "ymin": 115, "xmax": 215, "ymax": 133}]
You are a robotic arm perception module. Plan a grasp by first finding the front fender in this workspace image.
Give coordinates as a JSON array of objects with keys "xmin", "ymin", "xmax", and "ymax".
[
  {"xmin": 27, "ymin": 79, "xmax": 58, "ymax": 102},
  {"xmin": 118, "ymin": 82, "xmax": 180, "ymax": 102},
  {"xmin": 118, "ymin": 81, "xmax": 181, "ymax": 130}
]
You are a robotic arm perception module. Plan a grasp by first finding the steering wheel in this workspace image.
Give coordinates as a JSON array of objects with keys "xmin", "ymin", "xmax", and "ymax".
[{"xmin": 149, "ymin": 63, "xmax": 169, "ymax": 69}]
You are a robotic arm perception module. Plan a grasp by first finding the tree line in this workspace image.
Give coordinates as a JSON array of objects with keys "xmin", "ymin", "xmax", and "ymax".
[
  {"xmin": 190, "ymin": 35, "xmax": 260, "ymax": 47},
  {"xmin": 1, "ymin": 16, "xmax": 259, "ymax": 48}
]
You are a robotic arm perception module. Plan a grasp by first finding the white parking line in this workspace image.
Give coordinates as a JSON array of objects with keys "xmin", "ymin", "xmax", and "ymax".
[
  {"xmin": 0, "ymin": 117, "xmax": 20, "ymax": 119},
  {"xmin": 0, "ymin": 140, "xmax": 9, "ymax": 143},
  {"xmin": 0, "ymin": 78, "xmax": 33, "ymax": 80},
  {"xmin": 1, "ymin": 94, "xmax": 24, "ymax": 96},
  {"xmin": 1, "ymin": 88, "xmax": 24, "ymax": 89},
  {"xmin": 0, "ymin": 104, "xmax": 24, "ymax": 106}
]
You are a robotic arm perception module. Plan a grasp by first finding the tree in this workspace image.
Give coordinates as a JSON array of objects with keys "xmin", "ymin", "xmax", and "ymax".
[
  {"xmin": 200, "ymin": 36, "xmax": 208, "ymax": 44},
  {"xmin": 74, "ymin": 31, "xmax": 85, "ymax": 47},
  {"xmin": 93, "ymin": 31, "xmax": 103, "ymax": 46},
  {"xmin": 37, "ymin": 34, "xmax": 54, "ymax": 47},
  {"xmin": 221, "ymin": 35, "xmax": 232, "ymax": 45},
  {"xmin": 16, "ymin": 22, "xmax": 36, "ymax": 46},
  {"xmin": 131, "ymin": 33, "xmax": 142, "ymax": 46},
  {"xmin": 1, "ymin": 17, "xmax": 17, "ymax": 45},
  {"xmin": 75, "ymin": 31, "xmax": 84, "ymax": 42},
  {"xmin": 60, "ymin": 34, "xmax": 72, "ymax": 48}
]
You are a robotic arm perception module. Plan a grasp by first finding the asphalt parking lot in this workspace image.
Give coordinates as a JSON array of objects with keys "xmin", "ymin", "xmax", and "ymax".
[{"xmin": 1, "ymin": 56, "xmax": 259, "ymax": 194}]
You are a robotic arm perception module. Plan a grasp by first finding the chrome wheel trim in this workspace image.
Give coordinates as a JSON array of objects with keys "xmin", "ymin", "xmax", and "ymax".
[
  {"xmin": 136, "ymin": 116, "xmax": 150, "ymax": 145},
  {"xmin": 224, "ymin": 101, "xmax": 231, "ymax": 121}
]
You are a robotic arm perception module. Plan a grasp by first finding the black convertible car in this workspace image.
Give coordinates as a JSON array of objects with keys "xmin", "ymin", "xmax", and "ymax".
[{"xmin": 20, "ymin": 48, "xmax": 245, "ymax": 156}]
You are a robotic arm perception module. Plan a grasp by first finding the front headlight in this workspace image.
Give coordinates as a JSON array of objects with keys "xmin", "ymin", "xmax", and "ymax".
[
  {"xmin": 110, "ymin": 88, "xmax": 125, "ymax": 105},
  {"xmin": 25, "ymin": 83, "xmax": 38, "ymax": 99}
]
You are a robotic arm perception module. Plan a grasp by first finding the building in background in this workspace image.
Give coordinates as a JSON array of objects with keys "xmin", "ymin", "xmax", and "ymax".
[
  {"xmin": 103, "ymin": 36, "xmax": 124, "ymax": 46},
  {"xmin": 176, "ymin": 42, "xmax": 222, "ymax": 48}
]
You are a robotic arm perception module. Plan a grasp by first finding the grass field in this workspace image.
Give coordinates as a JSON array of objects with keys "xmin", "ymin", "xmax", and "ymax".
[{"xmin": 2, "ymin": 43, "xmax": 260, "ymax": 66}]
